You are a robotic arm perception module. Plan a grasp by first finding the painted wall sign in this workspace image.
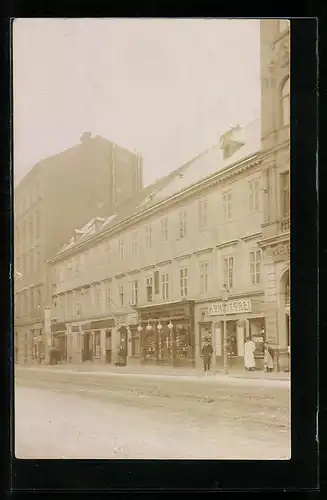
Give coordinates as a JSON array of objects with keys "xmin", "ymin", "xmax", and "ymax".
[{"xmin": 208, "ymin": 299, "xmax": 252, "ymax": 316}]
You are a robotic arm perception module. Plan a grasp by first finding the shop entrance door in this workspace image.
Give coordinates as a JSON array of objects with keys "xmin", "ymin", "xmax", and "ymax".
[
  {"xmin": 83, "ymin": 333, "xmax": 91, "ymax": 361},
  {"xmin": 157, "ymin": 326, "xmax": 172, "ymax": 365}
]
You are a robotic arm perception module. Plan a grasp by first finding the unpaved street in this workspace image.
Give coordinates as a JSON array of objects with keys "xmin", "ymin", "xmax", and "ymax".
[{"xmin": 15, "ymin": 367, "xmax": 291, "ymax": 460}]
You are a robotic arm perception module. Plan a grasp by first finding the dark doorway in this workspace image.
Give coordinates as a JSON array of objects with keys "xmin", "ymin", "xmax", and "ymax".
[{"xmin": 82, "ymin": 333, "xmax": 92, "ymax": 361}]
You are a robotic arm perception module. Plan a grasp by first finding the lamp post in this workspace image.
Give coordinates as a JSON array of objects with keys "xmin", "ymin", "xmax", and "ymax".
[{"xmin": 222, "ymin": 285, "xmax": 229, "ymax": 374}]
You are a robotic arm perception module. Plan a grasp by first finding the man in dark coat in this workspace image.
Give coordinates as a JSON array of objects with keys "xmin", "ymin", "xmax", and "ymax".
[{"xmin": 202, "ymin": 338, "xmax": 213, "ymax": 372}]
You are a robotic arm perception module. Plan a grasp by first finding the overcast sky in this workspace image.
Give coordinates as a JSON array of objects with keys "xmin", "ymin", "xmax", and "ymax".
[{"xmin": 13, "ymin": 18, "xmax": 261, "ymax": 186}]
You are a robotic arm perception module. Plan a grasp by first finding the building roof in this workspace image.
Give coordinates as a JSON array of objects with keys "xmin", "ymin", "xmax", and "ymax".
[
  {"xmin": 14, "ymin": 134, "xmax": 140, "ymax": 189},
  {"xmin": 54, "ymin": 119, "xmax": 261, "ymax": 259}
]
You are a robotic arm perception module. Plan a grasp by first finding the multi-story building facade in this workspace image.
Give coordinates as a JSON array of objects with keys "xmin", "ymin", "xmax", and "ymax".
[
  {"xmin": 48, "ymin": 120, "xmax": 272, "ymax": 370},
  {"xmin": 259, "ymin": 19, "xmax": 290, "ymax": 370},
  {"xmin": 14, "ymin": 133, "xmax": 143, "ymax": 363}
]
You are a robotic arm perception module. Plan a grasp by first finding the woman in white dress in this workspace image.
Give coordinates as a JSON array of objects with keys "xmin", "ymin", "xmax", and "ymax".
[{"xmin": 244, "ymin": 337, "xmax": 256, "ymax": 371}]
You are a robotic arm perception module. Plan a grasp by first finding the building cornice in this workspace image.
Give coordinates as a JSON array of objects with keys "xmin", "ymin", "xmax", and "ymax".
[
  {"xmin": 174, "ymin": 253, "xmax": 193, "ymax": 261},
  {"xmin": 257, "ymin": 232, "xmax": 290, "ymax": 248},
  {"xmin": 194, "ymin": 247, "xmax": 214, "ymax": 256}
]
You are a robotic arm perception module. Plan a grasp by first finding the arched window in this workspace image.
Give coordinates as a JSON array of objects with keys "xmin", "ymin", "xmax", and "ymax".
[{"xmin": 281, "ymin": 77, "xmax": 290, "ymax": 126}]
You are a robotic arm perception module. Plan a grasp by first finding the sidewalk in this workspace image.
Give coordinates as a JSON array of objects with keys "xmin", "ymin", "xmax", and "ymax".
[{"xmin": 19, "ymin": 362, "xmax": 290, "ymax": 382}]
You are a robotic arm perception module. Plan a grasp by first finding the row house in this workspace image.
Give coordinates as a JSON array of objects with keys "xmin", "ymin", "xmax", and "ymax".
[{"xmin": 48, "ymin": 119, "xmax": 272, "ymax": 370}]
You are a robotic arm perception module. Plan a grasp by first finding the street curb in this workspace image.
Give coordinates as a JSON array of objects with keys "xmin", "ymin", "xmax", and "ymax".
[{"xmin": 16, "ymin": 365, "xmax": 290, "ymax": 383}]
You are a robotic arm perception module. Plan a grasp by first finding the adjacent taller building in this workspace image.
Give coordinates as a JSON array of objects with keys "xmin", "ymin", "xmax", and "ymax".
[
  {"xmin": 259, "ymin": 19, "xmax": 290, "ymax": 370},
  {"xmin": 14, "ymin": 133, "xmax": 143, "ymax": 363}
]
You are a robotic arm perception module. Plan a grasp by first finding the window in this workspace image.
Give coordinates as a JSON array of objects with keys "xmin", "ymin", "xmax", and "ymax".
[
  {"xmin": 95, "ymin": 285, "xmax": 101, "ymax": 311},
  {"xmin": 281, "ymin": 77, "xmax": 290, "ymax": 127},
  {"xmin": 222, "ymin": 190, "xmax": 232, "ymax": 221},
  {"xmin": 180, "ymin": 268, "xmax": 188, "ymax": 297},
  {"xmin": 280, "ymin": 171, "xmax": 290, "ymax": 218},
  {"xmin": 29, "ymin": 219, "xmax": 33, "ymax": 247},
  {"xmin": 162, "ymin": 273, "xmax": 169, "ymax": 299},
  {"xmin": 66, "ymin": 292, "xmax": 73, "ymax": 318},
  {"xmin": 249, "ymin": 179, "xmax": 260, "ymax": 212},
  {"xmin": 178, "ymin": 211, "xmax": 187, "ymax": 239},
  {"xmin": 118, "ymin": 239, "xmax": 124, "ymax": 259},
  {"xmin": 199, "ymin": 200, "xmax": 208, "ymax": 231},
  {"xmin": 146, "ymin": 276, "xmax": 153, "ymax": 302},
  {"xmin": 106, "ymin": 286, "xmax": 111, "ymax": 309},
  {"xmin": 132, "ymin": 232, "xmax": 138, "ymax": 254},
  {"xmin": 200, "ymin": 261, "xmax": 209, "ymax": 293},
  {"xmin": 75, "ymin": 255, "xmax": 80, "ymax": 275},
  {"xmin": 161, "ymin": 218, "xmax": 168, "ymax": 241},
  {"xmin": 130, "ymin": 281, "xmax": 138, "ymax": 306},
  {"xmin": 66, "ymin": 260, "xmax": 73, "ymax": 279},
  {"xmin": 146, "ymin": 226, "xmax": 152, "ymax": 248},
  {"xmin": 223, "ymin": 256, "xmax": 234, "ymax": 289},
  {"xmin": 249, "ymin": 250, "xmax": 261, "ymax": 285},
  {"xmin": 30, "ymin": 290, "xmax": 34, "ymax": 315},
  {"xmin": 119, "ymin": 284, "xmax": 124, "ymax": 307},
  {"xmin": 35, "ymin": 211, "xmax": 40, "ymax": 238}
]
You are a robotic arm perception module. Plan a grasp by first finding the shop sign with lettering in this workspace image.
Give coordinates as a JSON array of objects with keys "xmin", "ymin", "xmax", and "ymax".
[{"xmin": 208, "ymin": 299, "xmax": 252, "ymax": 316}]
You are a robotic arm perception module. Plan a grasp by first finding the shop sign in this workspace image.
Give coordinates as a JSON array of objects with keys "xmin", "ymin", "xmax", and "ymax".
[{"xmin": 208, "ymin": 299, "xmax": 252, "ymax": 316}]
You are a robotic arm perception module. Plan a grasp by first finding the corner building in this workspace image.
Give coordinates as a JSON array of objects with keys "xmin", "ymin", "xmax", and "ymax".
[
  {"xmin": 259, "ymin": 19, "xmax": 290, "ymax": 371},
  {"xmin": 49, "ymin": 120, "xmax": 273, "ymax": 371}
]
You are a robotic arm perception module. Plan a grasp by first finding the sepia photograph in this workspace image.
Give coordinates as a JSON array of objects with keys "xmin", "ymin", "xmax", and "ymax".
[{"xmin": 13, "ymin": 18, "xmax": 291, "ymax": 461}]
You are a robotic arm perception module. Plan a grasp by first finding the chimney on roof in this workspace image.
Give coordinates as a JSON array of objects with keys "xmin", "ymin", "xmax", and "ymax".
[
  {"xmin": 80, "ymin": 132, "xmax": 92, "ymax": 144},
  {"xmin": 220, "ymin": 124, "xmax": 245, "ymax": 160}
]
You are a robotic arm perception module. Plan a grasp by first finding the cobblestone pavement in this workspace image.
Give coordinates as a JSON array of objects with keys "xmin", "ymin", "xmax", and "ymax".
[{"xmin": 15, "ymin": 367, "xmax": 291, "ymax": 460}]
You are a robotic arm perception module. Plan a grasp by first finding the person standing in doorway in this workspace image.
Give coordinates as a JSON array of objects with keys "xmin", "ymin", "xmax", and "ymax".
[
  {"xmin": 202, "ymin": 338, "xmax": 213, "ymax": 372},
  {"xmin": 263, "ymin": 342, "xmax": 274, "ymax": 372},
  {"xmin": 244, "ymin": 337, "xmax": 256, "ymax": 371}
]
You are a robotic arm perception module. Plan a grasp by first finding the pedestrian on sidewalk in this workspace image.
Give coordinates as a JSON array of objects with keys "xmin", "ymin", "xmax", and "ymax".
[
  {"xmin": 263, "ymin": 342, "xmax": 274, "ymax": 373},
  {"xmin": 244, "ymin": 337, "xmax": 256, "ymax": 372},
  {"xmin": 202, "ymin": 338, "xmax": 213, "ymax": 372}
]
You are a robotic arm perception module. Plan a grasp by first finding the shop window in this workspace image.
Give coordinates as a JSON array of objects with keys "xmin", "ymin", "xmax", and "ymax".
[
  {"xmin": 131, "ymin": 330, "xmax": 140, "ymax": 356},
  {"xmin": 94, "ymin": 331, "xmax": 101, "ymax": 359},
  {"xmin": 199, "ymin": 323, "xmax": 212, "ymax": 355},
  {"xmin": 175, "ymin": 324, "xmax": 192, "ymax": 360},
  {"xmin": 144, "ymin": 330, "xmax": 156, "ymax": 359}
]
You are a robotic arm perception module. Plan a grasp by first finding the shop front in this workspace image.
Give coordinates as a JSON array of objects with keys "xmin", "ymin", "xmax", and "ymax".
[
  {"xmin": 80, "ymin": 318, "xmax": 115, "ymax": 364},
  {"xmin": 196, "ymin": 295, "xmax": 266, "ymax": 371},
  {"xmin": 50, "ymin": 322, "xmax": 67, "ymax": 363},
  {"xmin": 135, "ymin": 300, "xmax": 195, "ymax": 367}
]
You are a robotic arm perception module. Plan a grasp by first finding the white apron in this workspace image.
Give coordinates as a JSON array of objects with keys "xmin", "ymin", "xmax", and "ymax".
[{"xmin": 244, "ymin": 341, "xmax": 256, "ymax": 369}]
